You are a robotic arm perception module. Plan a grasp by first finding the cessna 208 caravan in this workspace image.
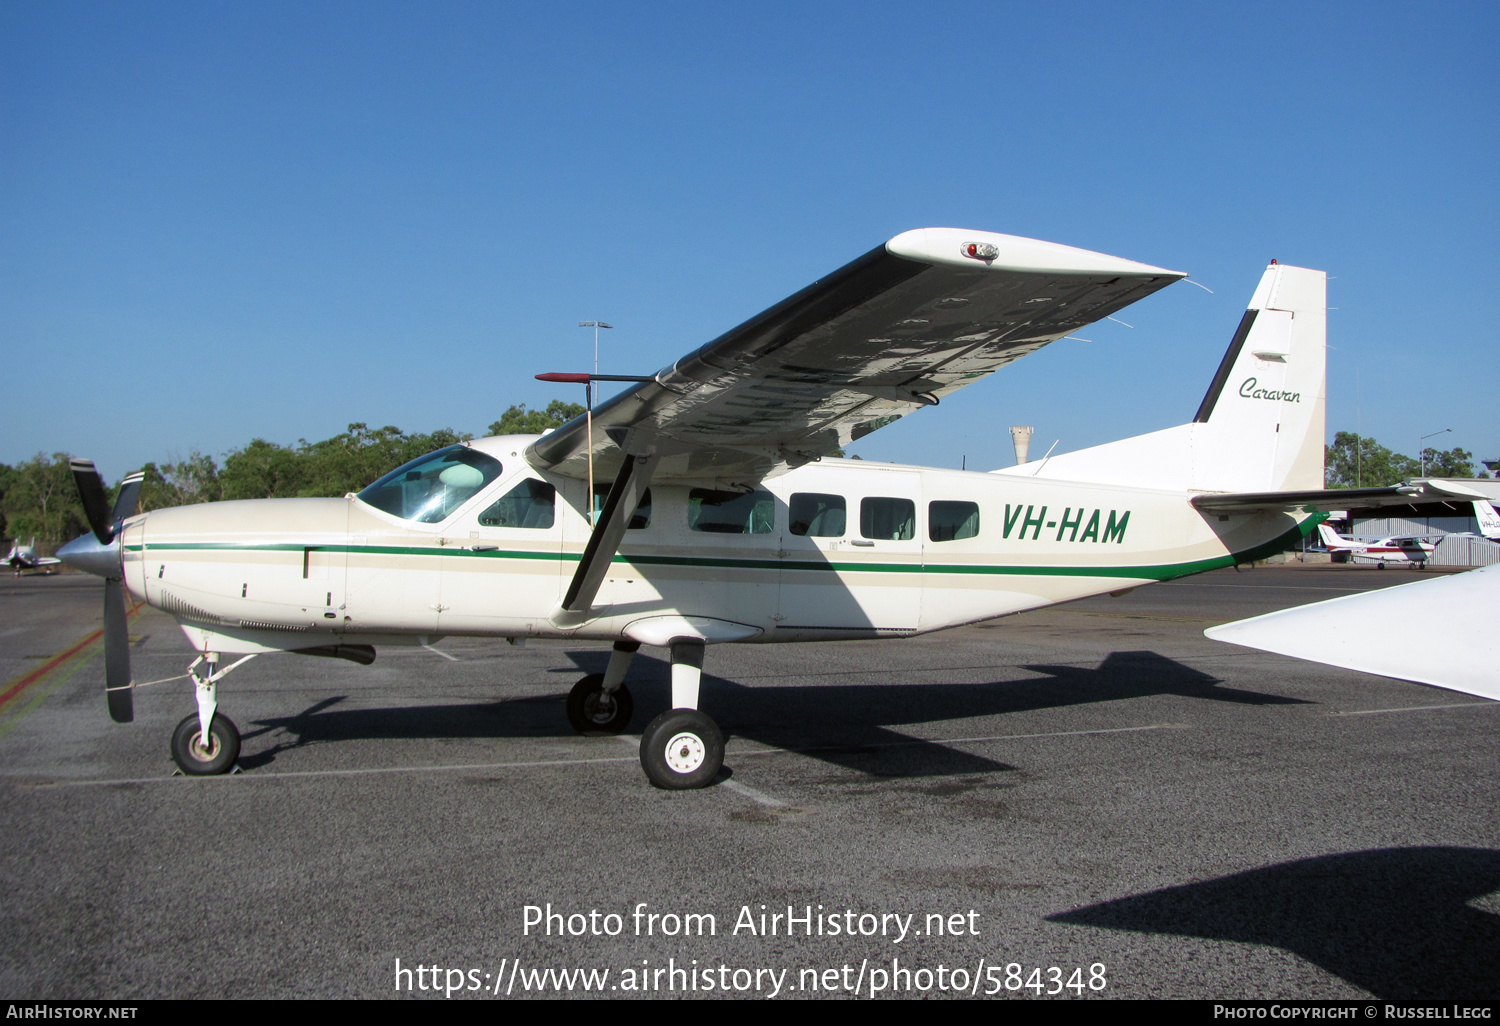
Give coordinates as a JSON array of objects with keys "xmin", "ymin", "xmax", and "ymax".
[{"xmin": 58, "ymin": 227, "xmax": 1434, "ymax": 789}]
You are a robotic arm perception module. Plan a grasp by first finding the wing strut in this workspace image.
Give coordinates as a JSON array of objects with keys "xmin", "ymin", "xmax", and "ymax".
[{"xmin": 562, "ymin": 453, "xmax": 658, "ymax": 613}]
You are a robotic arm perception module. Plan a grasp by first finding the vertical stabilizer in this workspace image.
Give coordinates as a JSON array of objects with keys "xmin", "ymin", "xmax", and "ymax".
[
  {"xmin": 994, "ymin": 262, "xmax": 1326, "ymax": 494},
  {"xmin": 1192, "ymin": 263, "xmax": 1327, "ymax": 492}
]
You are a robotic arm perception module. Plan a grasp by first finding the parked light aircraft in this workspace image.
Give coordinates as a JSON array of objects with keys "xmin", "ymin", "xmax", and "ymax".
[
  {"xmin": 59, "ymin": 228, "xmax": 1462, "ymax": 789},
  {"xmin": 4, "ymin": 538, "xmax": 61, "ymax": 576},
  {"xmin": 1317, "ymin": 524, "xmax": 1435, "ymax": 568},
  {"xmin": 1473, "ymin": 498, "xmax": 1500, "ymax": 540}
]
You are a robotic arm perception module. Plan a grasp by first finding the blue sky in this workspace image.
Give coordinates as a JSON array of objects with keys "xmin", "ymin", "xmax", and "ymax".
[{"xmin": 3, "ymin": 1, "xmax": 1496, "ymax": 482}]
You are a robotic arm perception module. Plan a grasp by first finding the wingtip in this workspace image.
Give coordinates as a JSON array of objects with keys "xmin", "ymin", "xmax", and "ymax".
[{"xmin": 886, "ymin": 227, "xmax": 1186, "ymax": 279}]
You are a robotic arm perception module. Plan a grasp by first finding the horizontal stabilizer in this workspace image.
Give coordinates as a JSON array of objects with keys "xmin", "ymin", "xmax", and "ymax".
[{"xmin": 1192, "ymin": 479, "xmax": 1487, "ymax": 515}]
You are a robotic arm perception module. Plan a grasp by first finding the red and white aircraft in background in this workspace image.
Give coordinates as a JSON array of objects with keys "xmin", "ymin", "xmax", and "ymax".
[
  {"xmin": 1316, "ymin": 498, "xmax": 1500, "ymax": 568},
  {"xmin": 1316, "ymin": 524, "xmax": 1435, "ymax": 568}
]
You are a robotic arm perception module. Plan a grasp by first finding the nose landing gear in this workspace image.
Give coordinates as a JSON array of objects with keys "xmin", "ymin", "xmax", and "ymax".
[
  {"xmin": 171, "ymin": 712, "xmax": 241, "ymax": 775},
  {"xmin": 168, "ymin": 652, "xmax": 256, "ymax": 775}
]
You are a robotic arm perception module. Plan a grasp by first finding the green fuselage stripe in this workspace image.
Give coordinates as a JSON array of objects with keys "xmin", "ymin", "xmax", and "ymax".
[{"xmin": 126, "ymin": 515, "xmax": 1322, "ymax": 585}]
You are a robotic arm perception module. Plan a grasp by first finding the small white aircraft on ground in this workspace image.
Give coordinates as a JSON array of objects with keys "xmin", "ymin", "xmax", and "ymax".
[
  {"xmin": 4, "ymin": 538, "xmax": 61, "ymax": 576},
  {"xmin": 1316, "ymin": 524, "xmax": 1436, "ymax": 568},
  {"xmin": 57, "ymin": 228, "xmax": 1460, "ymax": 788}
]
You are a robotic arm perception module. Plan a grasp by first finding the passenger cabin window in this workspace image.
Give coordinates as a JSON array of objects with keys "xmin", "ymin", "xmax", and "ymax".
[
  {"xmin": 479, "ymin": 478, "xmax": 556, "ymax": 529},
  {"xmin": 789, "ymin": 493, "xmax": 846, "ymax": 537},
  {"xmin": 689, "ymin": 489, "xmax": 774, "ymax": 535},
  {"xmin": 929, "ymin": 500, "xmax": 980, "ymax": 542},
  {"xmin": 356, "ymin": 446, "xmax": 504, "ymax": 524},
  {"xmin": 592, "ymin": 485, "xmax": 653, "ymax": 529},
  {"xmin": 860, "ymin": 497, "xmax": 915, "ymax": 541}
]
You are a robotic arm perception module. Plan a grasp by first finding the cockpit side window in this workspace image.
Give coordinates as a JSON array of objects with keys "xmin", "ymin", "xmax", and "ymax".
[
  {"xmin": 356, "ymin": 446, "xmax": 505, "ymax": 523},
  {"xmin": 479, "ymin": 479, "xmax": 556, "ymax": 529}
]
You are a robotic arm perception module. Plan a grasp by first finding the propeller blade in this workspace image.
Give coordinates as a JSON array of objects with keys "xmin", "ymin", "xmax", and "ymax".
[
  {"xmin": 69, "ymin": 458, "xmax": 114, "ymax": 544},
  {"xmin": 112, "ymin": 470, "xmax": 144, "ymax": 523},
  {"xmin": 103, "ymin": 578, "xmax": 133, "ymax": 723}
]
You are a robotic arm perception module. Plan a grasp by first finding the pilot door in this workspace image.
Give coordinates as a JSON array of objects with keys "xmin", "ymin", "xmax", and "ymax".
[{"xmin": 437, "ymin": 472, "xmax": 565, "ymax": 634}]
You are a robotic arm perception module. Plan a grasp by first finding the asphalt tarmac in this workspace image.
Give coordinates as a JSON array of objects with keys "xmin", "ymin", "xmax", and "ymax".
[{"xmin": 1, "ymin": 565, "xmax": 1495, "ymax": 1000}]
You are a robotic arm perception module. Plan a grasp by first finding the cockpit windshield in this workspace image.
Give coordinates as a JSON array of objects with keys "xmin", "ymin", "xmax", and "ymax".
[{"xmin": 356, "ymin": 445, "xmax": 504, "ymax": 523}]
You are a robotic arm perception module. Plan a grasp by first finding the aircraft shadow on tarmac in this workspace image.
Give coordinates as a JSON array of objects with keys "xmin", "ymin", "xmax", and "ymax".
[
  {"xmin": 1048, "ymin": 846, "xmax": 1500, "ymax": 999},
  {"xmin": 239, "ymin": 649, "xmax": 1304, "ymax": 779}
]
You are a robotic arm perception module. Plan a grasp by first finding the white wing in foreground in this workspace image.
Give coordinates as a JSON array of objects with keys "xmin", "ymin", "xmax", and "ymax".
[{"xmin": 1205, "ymin": 565, "xmax": 1500, "ymax": 701}]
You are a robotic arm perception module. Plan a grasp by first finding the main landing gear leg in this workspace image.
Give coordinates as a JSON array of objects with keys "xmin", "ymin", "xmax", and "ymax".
[
  {"xmin": 639, "ymin": 639, "xmax": 724, "ymax": 790},
  {"xmin": 566, "ymin": 641, "xmax": 638, "ymax": 736},
  {"xmin": 171, "ymin": 652, "xmax": 248, "ymax": 776}
]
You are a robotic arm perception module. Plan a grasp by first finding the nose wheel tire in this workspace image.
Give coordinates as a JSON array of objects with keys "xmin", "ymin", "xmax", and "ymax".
[
  {"xmin": 171, "ymin": 713, "xmax": 241, "ymax": 776},
  {"xmin": 566, "ymin": 674, "xmax": 634, "ymax": 736},
  {"xmin": 639, "ymin": 709, "xmax": 723, "ymax": 790}
]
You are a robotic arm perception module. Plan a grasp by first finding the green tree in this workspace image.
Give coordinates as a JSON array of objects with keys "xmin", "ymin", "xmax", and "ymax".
[
  {"xmin": 488, "ymin": 401, "xmax": 585, "ymax": 436},
  {"xmin": 216, "ymin": 423, "xmax": 475, "ymax": 500},
  {"xmin": 1418, "ymin": 446, "xmax": 1474, "ymax": 478},
  {"xmin": 1325, "ymin": 432, "xmax": 1420, "ymax": 488},
  {"xmin": 0, "ymin": 462, "xmax": 13, "ymax": 542},
  {"xmin": 0, "ymin": 453, "xmax": 89, "ymax": 549},
  {"xmin": 219, "ymin": 439, "xmax": 305, "ymax": 500},
  {"xmin": 138, "ymin": 452, "xmax": 223, "ymax": 511}
]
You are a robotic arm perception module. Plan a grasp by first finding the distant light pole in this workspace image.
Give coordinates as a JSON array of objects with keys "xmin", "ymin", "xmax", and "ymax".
[
  {"xmin": 578, "ymin": 322, "xmax": 613, "ymax": 522},
  {"xmin": 1419, "ymin": 428, "xmax": 1451, "ymax": 478}
]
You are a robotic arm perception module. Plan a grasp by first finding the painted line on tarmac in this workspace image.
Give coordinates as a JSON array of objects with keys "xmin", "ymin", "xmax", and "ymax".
[
  {"xmin": 0, "ymin": 629, "xmax": 104, "ymax": 712},
  {"xmin": 1046, "ymin": 610, "xmax": 1225, "ymax": 624},
  {"xmin": 0, "ymin": 650, "xmax": 105, "ymax": 742},
  {"xmin": 719, "ymin": 778, "xmax": 788, "ymax": 807},
  {"xmin": 0, "ymin": 605, "xmax": 144, "ymax": 736},
  {"xmin": 1332, "ymin": 701, "xmax": 1499, "ymax": 717},
  {"xmin": 730, "ymin": 722, "xmax": 1187, "ymax": 758},
  {"xmin": 28, "ymin": 752, "xmax": 645, "ymax": 787},
  {"xmin": 24, "ymin": 723, "xmax": 1183, "ymax": 789},
  {"xmin": 612, "ymin": 733, "xmax": 793, "ymax": 806}
]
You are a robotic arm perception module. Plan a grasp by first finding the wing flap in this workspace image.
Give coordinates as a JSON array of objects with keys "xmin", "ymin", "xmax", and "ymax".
[{"xmin": 528, "ymin": 229, "xmax": 1184, "ymax": 484}]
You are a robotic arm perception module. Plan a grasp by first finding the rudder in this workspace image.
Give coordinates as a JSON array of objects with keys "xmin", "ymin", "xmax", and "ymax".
[{"xmin": 1192, "ymin": 263, "xmax": 1327, "ymax": 492}]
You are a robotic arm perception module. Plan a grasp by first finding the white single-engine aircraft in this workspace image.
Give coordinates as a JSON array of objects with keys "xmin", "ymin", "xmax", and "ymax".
[
  {"xmin": 58, "ymin": 228, "xmax": 1457, "ymax": 789},
  {"xmin": 1316, "ymin": 524, "xmax": 1436, "ymax": 568},
  {"xmin": 5, "ymin": 537, "xmax": 62, "ymax": 576}
]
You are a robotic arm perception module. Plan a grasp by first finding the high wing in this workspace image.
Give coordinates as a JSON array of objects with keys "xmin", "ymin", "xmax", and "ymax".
[
  {"xmin": 526, "ymin": 228, "xmax": 1184, "ymax": 486},
  {"xmin": 1191, "ymin": 479, "xmax": 1494, "ymax": 515}
]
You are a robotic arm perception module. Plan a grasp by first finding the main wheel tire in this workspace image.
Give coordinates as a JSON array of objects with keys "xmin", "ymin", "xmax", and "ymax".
[
  {"xmin": 171, "ymin": 713, "xmax": 241, "ymax": 776},
  {"xmin": 639, "ymin": 708, "xmax": 723, "ymax": 790},
  {"xmin": 566, "ymin": 674, "xmax": 634, "ymax": 736}
]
